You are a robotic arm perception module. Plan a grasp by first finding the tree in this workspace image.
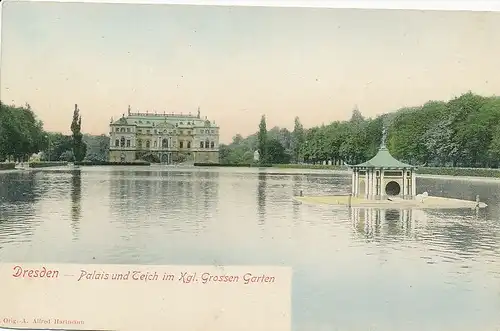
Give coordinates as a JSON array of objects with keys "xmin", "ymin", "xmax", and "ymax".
[
  {"xmin": 0, "ymin": 101, "xmax": 47, "ymax": 162},
  {"xmin": 83, "ymin": 134, "xmax": 110, "ymax": 162},
  {"xmin": 266, "ymin": 138, "xmax": 290, "ymax": 164},
  {"xmin": 219, "ymin": 91, "xmax": 500, "ymax": 169},
  {"xmin": 257, "ymin": 115, "xmax": 268, "ymax": 164},
  {"xmin": 41, "ymin": 132, "xmax": 73, "ymax": 161},
  {"xmin": 291, "ymin": 117, "xmax": 305, "ymax": 163},
  {"xmin": 70, "ymin": 104, "xmax": 87, "ymax": 162}
]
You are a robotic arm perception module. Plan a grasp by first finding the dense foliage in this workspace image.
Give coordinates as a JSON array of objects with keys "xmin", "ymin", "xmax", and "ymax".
[
  {"xmin": 0, "ymin": 102, "xmax": 47, "ymax": 162},
  {"xmin": 42, "ymin": 133, "xmax": 109, "ymax": 162},
  {"xmin": 3, "ymin": 91, "xmax": 500, "ymax": 169},
  {"xmin": 220, "ymin": 92, "xmax": 500, "ymax": 168},
  {"xmin": 1, "ymin": 102, "xmax": 109, "ymax": 163}
]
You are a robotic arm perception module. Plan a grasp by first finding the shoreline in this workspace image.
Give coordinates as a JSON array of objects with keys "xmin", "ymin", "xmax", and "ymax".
[
  {"xmin": 3, "ymin": 162, "xmax": 500, "ymax": 181},
  {"xmin": 293, "ymin": 195, "xmax": 487, "ymax": 209},
  {"xmin": 194, "ymin": 163, "xmax": 500, "ymax": 180}
]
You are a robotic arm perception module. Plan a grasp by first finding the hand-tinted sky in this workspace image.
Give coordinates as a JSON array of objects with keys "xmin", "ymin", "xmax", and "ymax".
[{"xmin": 1, "ymin": 2, "xmax": 499, "ymax": 142}]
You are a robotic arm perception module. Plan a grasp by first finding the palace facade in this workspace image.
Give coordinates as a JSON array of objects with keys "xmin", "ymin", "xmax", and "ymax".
[{"xmin": 109, "ymin": 107, "xmax": 220, "ymax": 164}]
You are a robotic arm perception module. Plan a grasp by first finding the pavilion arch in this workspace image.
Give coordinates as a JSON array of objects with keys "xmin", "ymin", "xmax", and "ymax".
[{"xmin": 385, "ymin": 181, "xmax": 401, "ymax": 196}]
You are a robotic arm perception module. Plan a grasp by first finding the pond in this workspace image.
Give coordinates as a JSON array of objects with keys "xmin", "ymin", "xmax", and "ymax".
[{"xmin": 0, "ymin": 166, "xmax": 499, "ymax": 331}]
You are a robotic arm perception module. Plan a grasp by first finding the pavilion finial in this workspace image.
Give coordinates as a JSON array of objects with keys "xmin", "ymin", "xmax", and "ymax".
[{"xmin": 381, "ymin": 126, "xmax": 387, "ymax": 148}]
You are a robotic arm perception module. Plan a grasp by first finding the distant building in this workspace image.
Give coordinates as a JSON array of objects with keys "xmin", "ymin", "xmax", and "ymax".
[{"xmin": 109, "ymin": 106, "xmax": 220, "ymax": 164}]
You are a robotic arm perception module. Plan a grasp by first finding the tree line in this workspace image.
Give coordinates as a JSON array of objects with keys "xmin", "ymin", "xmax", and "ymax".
[
  {"xmin": 220, "ymin": 92, "xmax": 500, "ymax": 168},
  {"xmin": 3, "ymin": 91, "xmax": 500, "ymax": 168},
  {"xmin": 0, "ymin": 102, "xmax": 106, "ymax": 163}
]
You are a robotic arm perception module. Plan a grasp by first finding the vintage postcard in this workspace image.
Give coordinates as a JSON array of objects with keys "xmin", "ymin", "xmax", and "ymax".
[{"xmin": 1, "ymin": 0, "xmax": 500, "ymax": 330}]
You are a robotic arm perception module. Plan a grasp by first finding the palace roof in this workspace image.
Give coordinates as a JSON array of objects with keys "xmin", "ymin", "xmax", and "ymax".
[{"xmin": 110, "ymin": 109, "xmax": 217, "ymax": 128}]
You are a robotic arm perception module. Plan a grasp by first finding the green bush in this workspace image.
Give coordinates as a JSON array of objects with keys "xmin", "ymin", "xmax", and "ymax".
[
  {"xmin": 194, "ymin": 163, "xmax": 276, "ymax": 167},
  {"xmin": 74, "ymin": 160, "xmax": 150, "ymax": 166},
  {"xmin": 194, "ymin": 163, "xmax": 249, "ymax": 167},
  {"xmin": 0, "ymin": 163, "xmax": 16, "ymax": 170},
  {"xmin": 29, "ymin": 161, "xmax": 68, "ymax": 168},
  {"xmin": 271, "ymin": 164, "xmax": 347, "ymax": 170}
]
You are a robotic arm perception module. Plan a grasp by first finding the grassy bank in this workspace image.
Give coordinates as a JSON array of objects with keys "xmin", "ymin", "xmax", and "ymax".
[
  {"xmin": 416, "ymin": 167, "xmax": 500, "ymax": 178},
  {"xmin": 194, "ymin": 163, "xmax": 273, "ymax": 167},
  {"xmin": 271, "ymin": 164, "xmax": 347, "ymax": 170},
  {"xmin": 29, "ymin": 161, "xmax": 68, "ymax": 168},
  {"xmin": 196, "ymin": 162, "xmax": 500, "ymax": 178},
  {"xmin": 74, "ymin": 161, "xmax": 150, "ymax": 166},
  {"xmin": 0, "ymin": 163, "xmax": 16, "ymax": 170},
  {"xmin": 273, "ymin": 164, "xmax": 500, "ymax": 178}
]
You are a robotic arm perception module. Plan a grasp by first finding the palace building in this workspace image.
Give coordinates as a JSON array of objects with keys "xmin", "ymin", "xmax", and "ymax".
[{"xmin": 109, "ymin": 106, "xmax": 220, "ymax": 164}]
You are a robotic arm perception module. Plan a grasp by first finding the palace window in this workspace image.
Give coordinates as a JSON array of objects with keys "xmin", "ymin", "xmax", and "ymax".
[
  {"xmin": 187, "ymin": 141, "xmax": 191, "ymax": 149},
  {"xmin": 115, "ymin": 139, "xmax": 119, "ymax": 147},
  {"xmin": 162, "ymin": 138, "xmax": 168, "ymax": 148},
  {"xmin": 210, "ymin": 141, "xmax": 215, "ymax": 148},
  {"xmin": 205, "ymin": 139, "xmax": 210, "ymax": 148},
  {"xmin": 127, "ymin": 128, "xmax": 131, "ymax": 132},
  {"xmin": 146, "ymin": 140, "xmax": 150, "ymax": 148},
  {"xmin": 120, "ymin": 137, "xmax": 125, "ymax": 147},
  {"xmin": 154, "ymin": 140, "xmax": 157, "ymax": 148},
  {"xmin": 179, "ymin": 141, "xmax": 184, "ymax": 149},
  {"xmin": 200, "ymin": 141, "xmax": 204, "ymax": 148},
  {"xmin": 137, "ymin": 139, "xmax": 143, "ymax": 149},
  {"xmin": 126, "ymin": 140, "xmax": 131, "ymax": 147}
]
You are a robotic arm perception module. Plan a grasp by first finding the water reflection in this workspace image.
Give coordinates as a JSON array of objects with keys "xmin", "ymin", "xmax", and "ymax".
[
  {"xmin": 350, "ymin": 206, "xmax": 500, "ymax": 263},
  {"xmin": 292, "ymin": 175, "xmax": 302, "ymax": 222},
  {"xmin": 70, "ymin": 170, "xmax": 82, "ymax": 239},
  {"xmin": 0, "ymin": 171, "xmax": 43, "ymax": 204},
  {"xmin": 1, "ymin": 167, "xmax": 500, "ymax": 330},
  {"xmin": 351, "ymin": 208, "xmax": 419, "ymax": 241},
  {"xmin": 257, "ymin": 172, "xmax": 267, "ymax": 226},
  {"xmin": 108, "ymin": 169, "xmax": 219, "ymax": 235},
  {"xmin": 0, "ymin": 172, "xmax": 44, "ymax": 244},
  {"xmin": 423, "ymin": 209, "xmax": 499, "ymax": 259}
]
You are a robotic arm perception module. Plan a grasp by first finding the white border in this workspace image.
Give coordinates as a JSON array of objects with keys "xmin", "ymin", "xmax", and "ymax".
[{"xmin": 1, "ymin": 0, "xmax": 500, "ymax": 11}]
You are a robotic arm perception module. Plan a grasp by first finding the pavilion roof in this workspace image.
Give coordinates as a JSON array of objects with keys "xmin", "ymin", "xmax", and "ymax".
[{"xmin": 349, "ymin": 146, "xmax": 415, "ymax": 169}]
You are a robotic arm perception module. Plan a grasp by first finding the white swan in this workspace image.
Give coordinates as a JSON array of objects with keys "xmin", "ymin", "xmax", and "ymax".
[{"xmin": 416, "ymin": 191, "xmax": 428, "ymax": 203}]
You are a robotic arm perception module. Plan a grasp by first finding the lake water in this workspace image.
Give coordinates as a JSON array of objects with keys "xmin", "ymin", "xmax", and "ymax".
[{"xmin": 1, "ymin": 166, "xmax": 500, "ymax": 331}]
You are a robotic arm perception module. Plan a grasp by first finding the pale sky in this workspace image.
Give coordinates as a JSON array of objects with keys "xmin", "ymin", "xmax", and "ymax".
[{"xmin": 1, "ymin": 2, "xmax": 500, "ymax": 143}]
